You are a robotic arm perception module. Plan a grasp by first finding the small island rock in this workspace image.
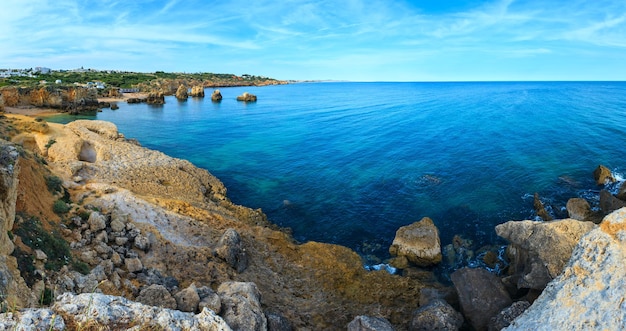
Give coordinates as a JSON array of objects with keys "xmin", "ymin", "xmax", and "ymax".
[
  {"xmin": 389, "ymin": 217, "xmax": 442, "ymax": 267},
  {"xmin": 190, "ymin": 86, "xmax": 205, "ymax": 97},
  {"xmin": 211, "ymin": 89, "xmax": 223, "ymax": 102},
  {"xmin": 236, "ymin": 92, "xmax": 257, "ymax": 102},
  {"xmin": 175, "ymin": 85, "xmax": 188, "ymax": 100}
]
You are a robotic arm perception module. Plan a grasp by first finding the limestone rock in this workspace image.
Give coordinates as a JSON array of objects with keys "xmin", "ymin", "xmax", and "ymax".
[
  {"xmin": 176, "ymin": 85, "xmax": 189, "ymax": 100},
  {"xmin": 125, "ymin": 257, "xmax": 143, "ymax": 273},
  {"xmin": 190, "ymin": 86, "xmax": 205, "ymax": 97},
  {"xmin": 593, "ymin": 165, "xmax": 615, "ymax": 185},
  {"xmin": 236, "ymin": 92, "xmax": 257, "ymax": 102},
  {"xmin": 347, "ymin": 315, "xmax": 395, "ymax": 331},
  {"xmin": 211, "ymin": 89, "xmax": 223, "ymax": 102},
  {"xmin": 566, "ymin": 198, "xmax": 591, "ymax": 221},
  {"xmin": 136, "ymin": 284, "xmax": 177, "ymax": 309},
  {"xmin": 175, "ymin": 283, "xmax": 201, "ymax": 313},
  {"xmin": 617, "ymin": 181, "xmax": 626, "ymax": 201},
  {"xmin": 88, "ymin": 211, "xmax": 107, "ymax": 231},
  {"xmin": 215, "ymin": 228, "xmax": 248, "ymax": 272},
  {"xmin": 0, "ymin": 141, "xmax": 19, "ymax": 255},
  {"xmin": 198, "ymin": 286, "xmax": 222, "ymax": 314},
  {"xmin": 0, "ymin": 308, "xmax": 65, "ymax": 330},
  {"xmin": 505, "ymin": 208, "xmax": 626, "ymax": 330},
  {"xmin": 389, "ymin": 217, "xmax": 442, "ymax": 267},
  {"xmin": 488, "ymin": 301, "xmax": 530, "ymax": 331},
  {"xmin": 495, "ymin": 218, "xmax": 595, "ymax": 289},
  {"xmin": 218, "ymin": 282, "xmax": 267, "ymax": 331},
  {"xmin": 266, "ymin": 312, "xmax": 293, "ymax": 331},
  {"xmin": 451, "ymin": 267, "xmax": 512, "ymax": 331},
  {"xmin": 600, "ymin": 189, "xmax": 626, "ymax": 215},
  {"xmin": 146, "ymin": 91, "xmax": 165, "ymax": 105},
  {"xmin": 533, "ymin": 193, "xmax": 552, "ymax": 221},
  {"xmin": 410, "ymin": 299, "xmax": 463, "ymax": 331}
]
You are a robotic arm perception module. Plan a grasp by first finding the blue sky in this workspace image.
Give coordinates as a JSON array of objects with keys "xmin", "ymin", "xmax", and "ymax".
[{"xmin": 1, "ymin": 0, "xmax": 625, "ymax": 81}]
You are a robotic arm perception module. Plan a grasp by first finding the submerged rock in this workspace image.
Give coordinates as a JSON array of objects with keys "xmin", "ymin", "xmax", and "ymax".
[
  {"xmin": 389, "ymin": 217, "xmax": 442, "ymax": 267},
  {"xmin": 505, "ymin": 208, "xmax": 626, "ymax": 330},
  {"xmin": 495, "ymin": 218, "xmax": 595, "ymax": 290}
]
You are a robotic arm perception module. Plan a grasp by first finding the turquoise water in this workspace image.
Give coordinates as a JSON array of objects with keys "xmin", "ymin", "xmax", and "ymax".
[{"xmin": 49, "ymin": 82, "xmax": 626, "ymax": 264}]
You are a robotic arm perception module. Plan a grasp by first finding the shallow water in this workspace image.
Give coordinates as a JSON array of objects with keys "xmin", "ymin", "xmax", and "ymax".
[{"xmin": 49, "ymin": 81, "xmax": 626, "ymax": 264}]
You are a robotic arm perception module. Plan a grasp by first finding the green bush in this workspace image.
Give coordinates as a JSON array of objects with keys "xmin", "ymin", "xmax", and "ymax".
[
  {"xmin": 53, "ymin": 200, "xmax": 70, "ymax": 214},
  {"xmin": 13, "ymin": 214, "xmax": 71, "ymax": 272},
  {"xmin": 45, "ymin": 175, "xmax": 63, "ymax": 194}
]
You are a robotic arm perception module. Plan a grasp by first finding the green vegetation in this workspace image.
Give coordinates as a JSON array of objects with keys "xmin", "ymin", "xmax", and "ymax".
[
  {"xmin": 45, "ymin": 175, "xmax": 64, "ymax": 194},
  {"xmin": 0, "ymin": 69, "xmax": 283, "ymax": 89},
  {"xmin": 13, "ymin": 213, "xmax": 72, "ymax": 272},
  {"xmin": 53, "ymin": 199, "xmax": 70, "ymax": 214}
]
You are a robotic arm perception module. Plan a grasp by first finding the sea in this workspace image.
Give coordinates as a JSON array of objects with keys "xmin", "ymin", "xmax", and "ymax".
[{"xmin": 48, "ymin": 81, "xmax": 626, "ymax": 271}]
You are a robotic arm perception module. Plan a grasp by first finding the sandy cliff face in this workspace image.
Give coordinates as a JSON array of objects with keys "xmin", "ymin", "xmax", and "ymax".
[
  {"xmin": 0, "ymin": 86, "xmax": 99, "ymax": 113},
  {"xmin": 9, "ymin": 118, "xmax": 431, "ymax": 330}
]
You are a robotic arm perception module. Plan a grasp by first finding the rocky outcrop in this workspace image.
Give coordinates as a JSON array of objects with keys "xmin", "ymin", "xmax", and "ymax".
[
  {"xmin": 600, "ymin": 189, "xmax": 626, "ymax": 215},
  {"xmin": 136, "ymin": 284, "xmax": 177, "ymax": 309},
  {"xmin": 593, "ymin": 164, "xmax": 615, "ymax": 185},
  {"xmin": 389, "ymin": 217, "xmax": 442, "ymax": 267},
  {"xmin": 215, "ymin": 228, "xmax": 248, "ymax": 273},
  {"xmin": 146, "ymin": 91, "xmax": 165, "ymax": 105},
  {"xmin": 176, "ymin": 85, "xmax": 189, "ymax": 100},
  {"xmin": 0, "ymin": 93, "xmax": 4, "ymax": 111},
  {"xmin": 566, "ymin": 198, "xmax": 592, "ymax": 221},
  {"xmin": 218, "ymin": 282, "xmax": 266, "ymax": 331},
  {"xmin": 0, "ymin": 292, "xmax": 232, "ymax": 330},
  {"xmin": 533, "ymin": 193, "xmax": 552, "ymax": 221},
  {"xmin": 451, "ymin": 267, "xmax": 512, "ymax": 331},
  {"xmin": 495, "ymin": 218, "xmax": 595, "ymax": 290},
  {"xmin": 410, "ymin": 299, "xmax": 463, "ymax": 331},
  {"xmin": 347, "ymin": 315, "xmax": 395, "ymax": 331},
  {"xmin": 0, "ymin": 86, "xmax": 99, "ymax": 114},
  {"xmin": 236, "ymin": 92, "xmax": 257, "ymax": 102},
  {"xmin": 190, "ymin": 86, "xmax": 205, "ymax": 97},
  {"xmin": 211, "ymin": 89, "xmax": 223, "ymax": 102},
  {"xmin": 505, "ymin": 208, "xmax": 626, "ymax": 330}
]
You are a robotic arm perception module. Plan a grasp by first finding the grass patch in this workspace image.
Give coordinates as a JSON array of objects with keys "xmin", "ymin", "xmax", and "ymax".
[{"xmin": 13, "ymin": 213, "xmax": 71, "ymax": 272}]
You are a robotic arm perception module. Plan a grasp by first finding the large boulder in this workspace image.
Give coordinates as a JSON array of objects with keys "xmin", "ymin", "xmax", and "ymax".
[
  {"xmin": 176, "ymin": 85, "xmax": 189, "ymax": 100},
  {"xmin": 215, "ymin": 228, "xmax": 248, "ymax": 273},
  {"xmin": 146, "ymin": 91, "xmax": 165, "ymax": 105},
  {"xmin": 495, "ymin": 218, "xmax": 595, "ymax": 290},
  {"xmin": 489, "ymin": 301, "xmax": 530, "ymax": 331},
  {"xmin": 347, "ymin": 315, "xmax": 395, "ymax": 331},
  {"xmin": 190, "ymin": 86, "xmax": 205, "ymax": 98},
  {"xmin": 566, "ymin": 198, "xmax": 591, "ymax": 221},
  {"xmin": 617, "ymin": 181, "xmax": 626, "ymax": 201},
  {"xmin": 218, "ymin": 282, "xmax": 267, "ymax": 331},
  {"xmin": 505, "ymin": 208, "xmax": 626, "ymax": 330},
  {"xmin": 211, "ymin": 89, "xmax": 223, "ymax": 102},
  {"xmin": 136, "ymin": 284, "xmax": 177, "ymax": 309},
  {"xmin": 593, "ymin": 165, "xmax": 615, "ymax": 185},
  {"xmin": 410, "ymin": 299, "xmax": 463, "ymax": 331},
  {"xmin": 600, "ymin": 189, "xmax": 626, "ymax": 215},
  {"xmin": 451, "ymin": 267, "xmax": 512, "ymax": 331},
  {"xmin": 175, "ymin": 283, "xmax": 201, "ymax": 313},
  {"xmin": 389, "ymin": 217, "xmax": 442, "ymax": 267},
  {"xmin": 236, "ymin": 92, "xmax": 257, "ymax": 102},
  {"xmin": 533, "ymin": 193, "xmax": 552, "ymax": 221}
]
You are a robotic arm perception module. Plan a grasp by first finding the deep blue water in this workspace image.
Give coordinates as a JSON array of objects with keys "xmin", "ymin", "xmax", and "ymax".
[{"xmin": 49, "ymin": 82, "xmax": 626, "ymax": 265}]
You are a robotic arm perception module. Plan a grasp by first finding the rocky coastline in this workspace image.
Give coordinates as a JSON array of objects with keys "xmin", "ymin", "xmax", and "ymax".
[{"xmin": 0, "ymin": 113, "xmax": 625, "ymax": 330}]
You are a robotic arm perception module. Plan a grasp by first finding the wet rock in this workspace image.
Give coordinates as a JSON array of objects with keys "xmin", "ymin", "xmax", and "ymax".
[
  {"xmin": 506, "ymin": 208, "xmax": 626, "ymax": 330},
  {"xmin": 389, "ymin": 217, "xmax": 442, "ymax": 267},
  {"xmin": 218, "ymin": 281, "xmax": 267, "ymax": 331},
  {"xmin": 600, "ymin": 189, "xmax": 626, "ymax": 215},
  {"xmin": 211, "ymin": 89, "xmax": 223, "ymax": 102},
  {"xmin": 495, "ymin": 218, "xmax": 595, "ymax": 290},
  {"xmin": 593, "ymin": 165, "xmax": 615, "ymax": 185},
  {"xmin": 88, "ymin": 211, "xmax": 107, "ymax": 232},
  {"xmin": 175, "ymin": 85, "xmax": 188, "ymax": 100},
  {"xmin": 616, "ymin": 182, "xmax": 626, "ymax": 201},
  {"xmin": 215, "ymin": 228, "xmax": 248, "ymax": 272},
  {"xmin": 136, "ymin": 284, "xmax": 177, "ymax": 309},
  {"xmin": 451, "ymin": 267, "xmax": 512, "ymax": 331},
  {"xmin": 236, "ymin": 92, "xmax": 257, "ymax": 102},
  {"xmin": 533, "ymin": 193, "xmax": 552, "ymax": 221},
  {"xmin": 175, "ymin": 283, "xmax": 201, "ymax": 313},
  {"xmin": 566, "ymin": 198, "xmax": 592, "ymax": 221},
  {"xmin": 488, "ymin": 301, "xmax": 530, "ymax": 331},
  {"xmin": 410, "ymin": 299, "xmax": 463, "ymax": 331},
  {"xmin": 347, "ymin": 315, "xmax": 395, "ymax": 331}
]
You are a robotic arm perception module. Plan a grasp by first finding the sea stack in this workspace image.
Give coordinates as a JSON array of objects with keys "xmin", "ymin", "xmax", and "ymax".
[
  {"xmin": 211, "ymin": 89, "xmax": 222, "ymax": 102},
  {"xmin": 236, "ymin": 92, "xmax": 257, "ymax": 102}
]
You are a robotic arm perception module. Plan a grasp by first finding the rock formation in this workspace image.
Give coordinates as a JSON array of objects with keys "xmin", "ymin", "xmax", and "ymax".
[
  {"xmin": 176, "ymin": 85, "xmax": 189, "ymax": 100},
  {"xmin": 236, "ymin": 92, "xmax": 257, "ymax": 102},
  {"xmin": 495, "ymin": 218, "xmax": 595, "ymax": 290},
  {"xmin": 190, "ymin": 86, "xmax": 205, "ymax": 97},
  {"xmin": 211, "ymin": 89, "xmax": 223, "ymax": 102},
  {"xmin": 0, "ymin": 86, "xmax": 99, "ymax": 114},
  {"xmin": 505, "ymin": 208, "xmax": 626, "ymax": 330},
  {"xmin": 566, "ymin": 198, "xmax": 592, "ymax": 221},
  {"xmin": 389, "ymin": 217, "xmax": 442, "ymax": 267},
  {"xmin": 146, "ymin": 91, "xmax": 165, "ymax": 105},
  {"xmin": 593, "ymin": 164, "xmax": 615, "ymax": 185}
]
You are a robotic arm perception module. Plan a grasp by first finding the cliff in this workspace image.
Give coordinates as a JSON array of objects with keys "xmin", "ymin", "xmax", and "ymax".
[
  {"xmin": 0, "ymin": 116, "xmax": 433, "ymax": 330},
  {"xmin": 0, "ymin": 86, "xmax": 99, "ymax": 114}
]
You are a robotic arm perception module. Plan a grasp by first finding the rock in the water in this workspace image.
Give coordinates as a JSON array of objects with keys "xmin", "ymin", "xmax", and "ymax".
[
  {"xmin": 451, "ymin": 267, "xmax": 512, "ymax": 331},
  {"xmin": 617, "ymin": 181, "xmax": 626, "ymax": 201},
  {"xmin": 389, "ymin": 217, "xmax": 442, "ymax": 267},
  {"xmin": 176, "ymin": 85, "xmax": 189, "ymax": 100},
  {"xmin": 215, "ymin": 228, "xmax": 248, "ymax": 272},
  {"xmin": 566, "ymin": 198, "xmax": 591, "ymax": 221},
  {"xmin": 175, "ymin": 283, "xmax": 201, "ymax": 313},
  {"xmin": 533, "ymin": 193, "xmax": 553, "ymax": 221},
  {"xmin": 218, "ymin": 282, "xmax": 267, "ymax": 331},
  {"xmin": 505, "ymin": 208, "xmax": 626, "ymax": 331},
  {"xmin": 600, "ymin": 189, "xmax": 626, "ymax": 215},
  {"xmin": 593, "ymin": 165, "xmax": 615, "ymax": 185},
  {"xmin": 347, "ymin": 315, "xmax": 395, "ymax": 331},
  {"xmin": 488, "ymin": 301, "xmax": 530, "ymax": 331},
  {"xmin": 136, "ymin": 284, "xmax": 177, "ymax": 309},
  {"xmin": 495, "ymin": 218, "xmax": 595, "ymax": 290},
  {"xmin": 190, "ymin": 86, "xmax": 205, "ymax": 97},
  {"xmin": 211, "ymin": 89, "xmax": 223, "ymax": 102},
  {"xmin": 236, "ymin": 92, "xmax": 257, "ymax": 102},
  {"xmin": 410, "ymin": 299, "xmax": 463, "ymax": 331},
  {"xmin": 146, "ymin": 91, "xmax": 165, "ymax": 105}
]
